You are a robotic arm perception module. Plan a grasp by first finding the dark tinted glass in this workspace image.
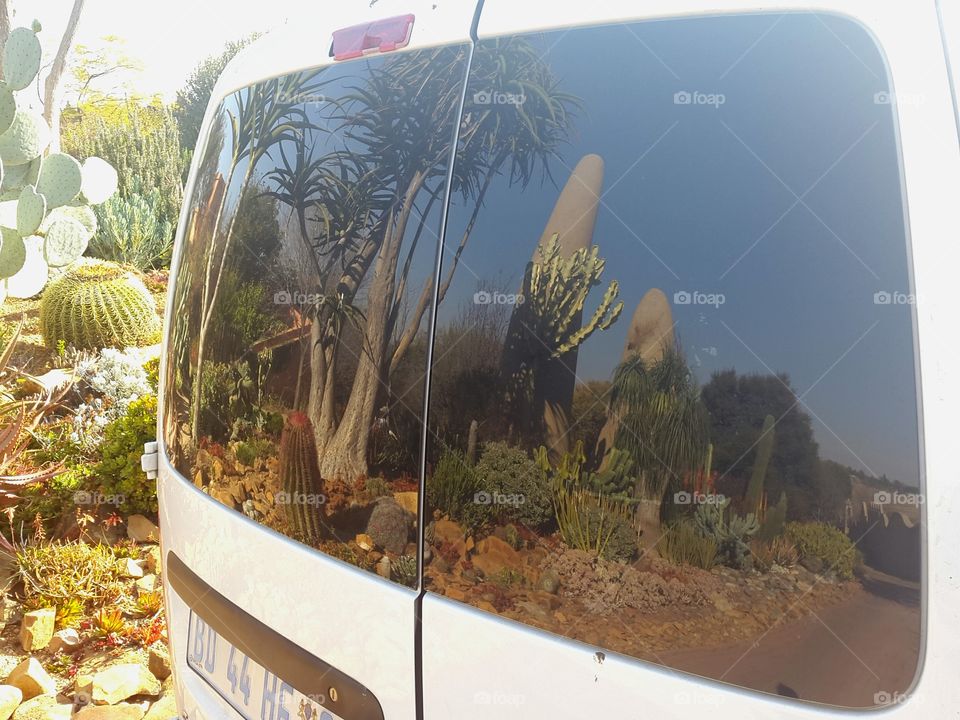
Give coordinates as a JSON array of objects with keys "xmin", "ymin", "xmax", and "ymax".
[
  {"xmin": 164, "ymin": 45, "xmax": 470, "ymax": 586},
  {"xmin": 423, "ymin": 15, "xmax": 921, "ymax": 708}
]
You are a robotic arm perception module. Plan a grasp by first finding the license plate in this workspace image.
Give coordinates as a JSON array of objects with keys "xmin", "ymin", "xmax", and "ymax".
[{"xmin": 187, "ymin": 612, "xmax": 345, "ymax": 720}]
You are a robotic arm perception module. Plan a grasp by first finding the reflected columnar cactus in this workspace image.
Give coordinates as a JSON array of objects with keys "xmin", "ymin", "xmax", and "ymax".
[
  {"xmin": 279, "ymin": 412, "xmax": 325, "ymax": 543},
  {"xmin": 745, "ymin": 414, "xmax": 776, "ymax": 514},
  {"xmin": 39, "ymin": 260, "xmax": 162, "ymax": 350},
  {"xmin": 0, "ymin": 22, "xmax": 118, "ymax": 302}
]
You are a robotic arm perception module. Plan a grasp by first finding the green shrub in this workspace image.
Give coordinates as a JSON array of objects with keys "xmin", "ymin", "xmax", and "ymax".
[
  {"xmin": 555, "ymin": 486, "xmax": 638, "ymax": 562},
  {"xmin": 475, "ymin": 442, "xmax": 553, "ymax": 531},
  {"xmin": 427, "ymin": 449, "xmax": 479, "ymax": 520},
  {"xmin": 17, "ymin": 541, "xmax": 122, "ymax": 608},
  {"xmin": 659, "ymin": 521, "xmax": 718, "ymax": 569},
  {"xmin": 233, "ymin": 437, "xmax": 274, "ymax": 466},
  {"xmin": 87, "ymin": 183, "xmax": 173, "ymax": 270},
  {"xmin": 143, "ymin": 357, "xmax": 160, "ymax": 391},
  {"xmin": 39, "ymin": 260, "xmax": 162, "ymax": 350},
  {"xmin": 785, "ymin": 521, "xmax": 858, "ymax": 579},
  {"xmin": 94, "ymin": 394, "xmax": 159, "ymax": 514}
]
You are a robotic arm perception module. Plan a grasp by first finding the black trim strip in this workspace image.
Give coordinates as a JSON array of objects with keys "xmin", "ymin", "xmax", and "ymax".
[{"xmin": 167, "ymin": 551, "xmax": 385, "ymax": 720}]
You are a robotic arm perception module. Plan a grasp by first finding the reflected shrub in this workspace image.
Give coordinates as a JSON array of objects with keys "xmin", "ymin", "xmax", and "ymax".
[
  {"xmin": 659, "ymin": 521, "xmax": 718, "ymax": 570},
  {"xmin": 555, "ymin": 487, "xmax": 638, "ymax": 562},
  {"xmin": 785, "ymin": 521, "xmax": 858, "ymax": 579},
  {"xmin": 427, "ymin": 449, "xmax": 480, "ymax": 524},
  {"xmin": 751, "ymin": 536, "xmax": 800, "ymax": 572},
  {"xmin": 693, "ymin": 499, "xmax": 759, "ymax": 571},
  {"xmin": 475, "ymin": 442, "xmax": 553, "ymax": 531}
]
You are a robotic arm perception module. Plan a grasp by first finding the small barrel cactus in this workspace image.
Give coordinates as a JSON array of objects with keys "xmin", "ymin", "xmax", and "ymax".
[
  {"xmin": 279, "ymin": 412, "xmax": 325, "ymax": 543},
  {"xmin": 39, "ymin": 260, "xmax": 162, "ymax": 350}
]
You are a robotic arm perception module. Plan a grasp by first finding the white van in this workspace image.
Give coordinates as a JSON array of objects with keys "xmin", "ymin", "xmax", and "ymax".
[{"xmin": 152, "ymin": 0, "xmax": 960, "ymax": 717}]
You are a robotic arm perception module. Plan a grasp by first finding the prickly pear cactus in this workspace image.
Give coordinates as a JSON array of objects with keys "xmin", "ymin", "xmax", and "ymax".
[
  {"xmin": 278, "ymin": 412, "xmax": 325, "ymax": 543},
  {"xmin": 0, "ymin": 21, "xmax": 118, "ymax": 300},
  {"xmin": 39, "ymin": 260, "xmax": 162, "ymax": 350}
]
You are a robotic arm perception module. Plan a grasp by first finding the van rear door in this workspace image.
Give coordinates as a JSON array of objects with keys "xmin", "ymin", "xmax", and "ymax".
[{"xmin": 158, "ymin": 3, "xmax": 476, "ymax": 719}]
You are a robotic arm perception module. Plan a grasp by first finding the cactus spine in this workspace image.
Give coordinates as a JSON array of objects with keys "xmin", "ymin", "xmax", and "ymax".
[
  {"xmin": 39, "ymin": 260, "xmax": 162, "ymax": 350},
  {"xmin": 745, "ymin": 414, "xmax": 775, "ymax": 514},
  {"xmin": 279, "ymin": 412, "xmax": 325, "ymax": 543}
]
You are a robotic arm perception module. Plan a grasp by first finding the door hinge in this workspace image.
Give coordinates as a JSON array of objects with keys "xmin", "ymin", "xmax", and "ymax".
[{"xmin": 141, "ymin": 441, "xmax": 159, "ymax": 480}]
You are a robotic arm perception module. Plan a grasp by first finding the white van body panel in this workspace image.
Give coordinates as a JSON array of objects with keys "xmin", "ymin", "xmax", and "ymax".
[
  {"xmin": 159, "ymin": 0, "xmax": 960, "ymax": 717},
  {"xmin": 417, "ymin": 0, "xmax": 959, "ymax": 718}
]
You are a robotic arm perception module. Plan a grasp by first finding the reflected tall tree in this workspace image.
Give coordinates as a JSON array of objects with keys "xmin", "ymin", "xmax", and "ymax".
[{"xmin": 268, "ymin": 40, "xmax": 578, "ymax": 482}]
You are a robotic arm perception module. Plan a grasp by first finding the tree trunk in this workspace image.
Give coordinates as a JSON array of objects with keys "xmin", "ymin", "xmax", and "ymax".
[
  {"xmin": 42, "ymin": 0, "xmax": 85, "ymax": 152},
  {"xmin": 318, "ymin": 173, "xmax": 424, "ymax": 482},
  {"xmin": 0, "ymin": 1, "xmax": 13, "ymax": 51}
]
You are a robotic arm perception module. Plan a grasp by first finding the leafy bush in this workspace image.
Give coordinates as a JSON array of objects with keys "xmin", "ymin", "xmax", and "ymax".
[
  {"xmin": 475, "ymin": 442, "xmax": 553, "ymax": 531},
  {"xmin": 694, "ymin": 499, "xmax": 759, "ymax": 570},
  {"xmin": 61, "ymin": 102, "xmax": 185, "ymax": 235},
  {"xmin": 659, "ymin": 521, "xmax": 718, "ymax": 569},
  {"xmin": 87, "ymin": 184, "xmax": 174, "ymax": 269},
  {"xmin": 785, "ymin": 521, "xmax": 858, "ymax": 579},
  {"xmin": 93, "ymin": 394, "xmax": 159, "ymax": 514},
  {"xmin": 555, "ymin": 486, "xmax": 638, "ymax": 562}
]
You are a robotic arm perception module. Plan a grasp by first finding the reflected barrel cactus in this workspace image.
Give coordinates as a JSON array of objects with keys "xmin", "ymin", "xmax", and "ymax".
[
  {"xmin": 0, "ymin": 21, "xmax": 118, "ymax": 302},
  {"xmin": 279, "ymin": 412, "xmax": 325, "ymax": 543}
]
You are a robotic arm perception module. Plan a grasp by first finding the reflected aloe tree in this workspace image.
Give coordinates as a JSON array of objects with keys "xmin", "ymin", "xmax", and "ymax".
[{"xmin": 266, "ymin": 40, "xmax": 579, "ymax": 482}]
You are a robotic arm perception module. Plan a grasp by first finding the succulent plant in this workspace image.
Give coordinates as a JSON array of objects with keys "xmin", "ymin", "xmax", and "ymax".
[
  {"xmin": 279, "ymin": 412, "xmax": 325, "ymax": 544},
  {"xmin": 745, "ymin": 414, "xmax": 775, "ymax": 515},
  {"xmin": 39, "ymin": 260, "xmax": 162, "ymax": 350},
  {"xmin": 0, "ymin": 22, "xmax": 117, "ymax": 300}
]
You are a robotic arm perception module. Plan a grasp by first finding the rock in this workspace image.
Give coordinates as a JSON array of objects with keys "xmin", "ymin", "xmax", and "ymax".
[
  {"xmin": 354, "ymin": 534, "xmax": 375, "ymax": 552},
  {"xmin": 48, "ymin": 628, "xmax": 81, "ymax": 654},
  {"xmin": 365, "ymin": 498, "xmax": 411, "ymax": 555},
  {"xmin": 126, "ymin": 516, "xmax": 160, "ymax": 543},
  {"xmin": 444, "ymin": 587, "xmax": 468, "ymax": 602},
  {"xmin": 147, "ymin": 644, "xmax": 171, "ymax": 681},
  {"xmin": 471, "ymin": 536, "xmax": 523, "ymax": 577},
  {"xmin": 12, "ymin": 695, "xmax": 71, "ymax": 720},
  {"xmin": 0, "ymin": 685, "xmax": 21, "ymax": 720},
  {"xmin": 539, "ymin": 568, "xmax": 561, "ymax": 594},
  {"xmin": 19, "ymin": 609, "xmax": 55, "ymax": 651},
  {"xmin": 375, "ymin": 556, "xmax": 391, "ymax": 580},
  {"xmin": 142, "ymin": 694, "xmax": 177, "ymax": 720},
  {"xmin": 74, "ymin": 704, "xmax": 146, "ymax": 719},
  {"xmin": 135, "ymin": 575, "xmax": 158, "ymax": 593},
  {"xmin": 393, "ymin": 491, "xmax": 418, "ymax": 515},
  {"xmin": 142, "ymin": 547, "xmax": 162, "ymax": 575},
  {"xmin": 124, "ymin": 558, "xmax": 145, "ymax": 578},
  {"xmin": 88, "ymin": 664, "xmax": 161, "ymax": 705},
  {"xmin": 5, "ymin": 658, "xmax": 55, "ymax": 700},
  {"xmin": 800, "ymin": 555, "xmax": 825, "ymax": 575},
  {"xmin": 0, "ymin": 597, "xmax": 21, "ymax": 631},
  {"xmin": 432, "ymin": 519, "xmax": 465, "ymax": 546}
]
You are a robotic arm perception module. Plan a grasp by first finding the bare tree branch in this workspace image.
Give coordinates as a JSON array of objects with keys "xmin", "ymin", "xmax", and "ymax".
[{"xmin": 42, "ymin": 0, "xmax": 85, "ymax": 152}]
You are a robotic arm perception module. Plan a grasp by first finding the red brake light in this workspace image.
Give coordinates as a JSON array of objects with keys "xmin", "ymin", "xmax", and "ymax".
[{"xmin": 332, "ymin": 14, "xmax": 416, "ymax": 61}]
